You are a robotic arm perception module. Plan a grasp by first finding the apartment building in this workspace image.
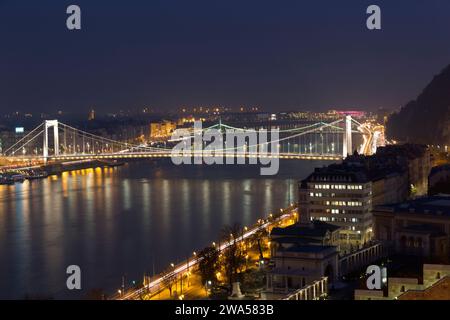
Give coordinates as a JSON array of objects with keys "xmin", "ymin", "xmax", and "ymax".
[{"xmin": 299, "ymin": 163, "xmax": 373, "ymax": 252}]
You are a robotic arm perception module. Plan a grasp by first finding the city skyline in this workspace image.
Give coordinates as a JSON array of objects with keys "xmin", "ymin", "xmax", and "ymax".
[
  {"xmin": 1, "ymin": 0, "xmax": 450, "ymax": 306},
  {"xmin": 2, "ymin": 1, "xmax": 450, "ymax": 114}
]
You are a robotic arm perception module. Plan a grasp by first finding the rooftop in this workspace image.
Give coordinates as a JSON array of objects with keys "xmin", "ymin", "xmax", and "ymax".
[
  {"xmin": 301, "ymin": 163, "xmax": 370, "ymax": 184},
  {"xmin": 374, "ymin": 194, "xmax": 450, "ymax": 217},
  {"xmin": 376, "ymin": 144, "xmax": 429, "ymax": 160},
  {"xmin": 271, "ymin": 220, "xmax": 340, "ymax": 239},
  {"xmin": 300, "ymin": 157, "xmax": 407, "ymax": 187},
  {"xmin": 283, "ymin": 245, "xmax": 336, "ymax": 253},
  {"xmin": 271, "ymin": 236, "xmax": 322, "ymax": 246}
]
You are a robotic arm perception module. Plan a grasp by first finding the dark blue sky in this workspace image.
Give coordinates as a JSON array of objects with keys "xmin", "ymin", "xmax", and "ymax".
[{"xmin": 1, "ymin": 0, "xmax": 450, "ymax": 114}]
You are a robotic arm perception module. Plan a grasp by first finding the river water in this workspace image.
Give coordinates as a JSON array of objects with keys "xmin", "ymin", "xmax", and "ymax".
[{"xmin": 0, "ymin": 159, "xmax": 332, "ymax": 299}]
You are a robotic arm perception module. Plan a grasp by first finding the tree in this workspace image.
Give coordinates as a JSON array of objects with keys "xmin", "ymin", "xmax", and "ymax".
[
  {"xmin": 241, "ymin": 269, "xmax": 265, "ymax": 292},
  {"xmin": 251, "ymin": 228, "xmax": 269, "ymax": 260},
  {"xmin": 221, "ymin": 223, "xmax": 247, "ymax": 290},
  {"xmin": 198, "ymin": 245, "xmax": 220, "ymax": 286}
]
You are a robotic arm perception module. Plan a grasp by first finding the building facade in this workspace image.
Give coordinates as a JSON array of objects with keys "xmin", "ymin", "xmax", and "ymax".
[
  {"xmin": 266, "ymin": 211, "xmax": 341, "ymax": 294},
  {"xmin": 266, "ymin": 245, "xmax": 338, "ymax": 294},
  {"xmin": 375, "ymin": 144, "xmax": 431, "ymax": 196},
  {"xmin": 355, "ymin": 264, "xmax": 450, "ymax": 300},
  {"xmin": 299, "ymin": 164, "xmax": 373, "ymax": 252},
  {"xmin": 150, "ymin": 120, "xmax": 177, "ymax": 139},
  {"xmin": 371, "ymin": 172, "xmax": 409, "ymax": 206},
  {"xmin": 373, "ymin": 194, "xmax": 450, "ymax": 262}
]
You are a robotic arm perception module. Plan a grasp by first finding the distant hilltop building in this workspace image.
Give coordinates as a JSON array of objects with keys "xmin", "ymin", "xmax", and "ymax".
[
  {"xmin": 88, "ymin": 109, "xmax": 95, "ymax": 121},
  {"xmin": 179, "ymin": 105, "xmax": 234, "ymax": 115},
  {"xmin": 150, "ymin": 120, "xmax": 177, "ymax": 139},
  {"xmin": 335, "ymin": 110, "xmax": 367, "ymax": 119}
]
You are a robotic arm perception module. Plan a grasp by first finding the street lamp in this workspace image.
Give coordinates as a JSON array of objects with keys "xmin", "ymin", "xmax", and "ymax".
[
  {"xmin": 187, "ymin": 271, "xmax": 191, "ymax": 287},
  {"xmin": 169, "ymin": 263, "xmax": 176, "ymax": 295}
]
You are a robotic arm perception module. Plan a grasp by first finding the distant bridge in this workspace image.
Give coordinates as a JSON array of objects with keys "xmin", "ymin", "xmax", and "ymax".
[{"xmin": 1, "ymin": 116, "xmax": 382, "ymax": 165}]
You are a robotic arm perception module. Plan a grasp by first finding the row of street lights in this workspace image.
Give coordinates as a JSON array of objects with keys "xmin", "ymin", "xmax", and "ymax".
[{"xmin": 118, "ymin": 205, "xmax": 298, "ymax": 299}]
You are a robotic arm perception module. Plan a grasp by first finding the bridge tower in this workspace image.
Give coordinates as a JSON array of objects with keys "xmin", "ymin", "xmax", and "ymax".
[
  {"xmin": 43, "ymin": 120, "xmax": 59, "ymax": 163},
  {"xmin": 342, "ymin": 115, "xmax": 352, "ymax": 158}
]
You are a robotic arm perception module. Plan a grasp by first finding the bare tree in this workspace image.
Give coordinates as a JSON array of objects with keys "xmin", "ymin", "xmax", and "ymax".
[
  {"xmin": 221, "ymin": 223, "xmax": 246, "ymax": 290},
  {"xmin": 250, "ymin": 228, "xmax": 269, "ymax": 259},
  {"xmin": 198, "ymin": 245, "xmax": 220, "ymax": 286}
]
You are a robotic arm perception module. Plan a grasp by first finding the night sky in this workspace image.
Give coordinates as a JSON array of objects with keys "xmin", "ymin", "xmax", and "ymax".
[{"xmin": 1, "ymin": 0, "xmax": 450, "ymax": 114}]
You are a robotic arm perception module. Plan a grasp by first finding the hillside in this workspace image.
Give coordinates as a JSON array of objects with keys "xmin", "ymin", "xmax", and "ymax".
[{"xmin": 387, "ymin": 65, "xmax": 450, "ymax": 145}]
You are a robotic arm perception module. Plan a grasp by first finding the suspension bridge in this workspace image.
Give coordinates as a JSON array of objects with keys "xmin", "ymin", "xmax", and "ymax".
[{"xmin": 0, "ymin": 116, "xmax": 382, "ymax": 165}]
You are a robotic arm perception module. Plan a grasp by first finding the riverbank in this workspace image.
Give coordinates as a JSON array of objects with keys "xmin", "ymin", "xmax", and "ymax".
[
  {"xmin": 0, "ymin": 160, "xmax": 323, "ymax": 299},
  {"xmin": 0, "ymin": 159, "xmax": 125, "ymax": 180},
  {"xmin": 43, "ymin": 159, "xmax": 125, "ymax": 175},
  {"xmin": 115, "ymin": 206, "xmax": 298, "ymax": 300}
]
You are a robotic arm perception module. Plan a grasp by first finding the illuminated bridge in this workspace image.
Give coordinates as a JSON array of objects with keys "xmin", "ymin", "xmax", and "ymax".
[{"xmin": 0, "ymin": 116, "xmax": 382, "ymax": 165}]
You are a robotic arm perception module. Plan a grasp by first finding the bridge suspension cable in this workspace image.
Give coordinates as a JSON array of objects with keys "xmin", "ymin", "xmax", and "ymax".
[
  {"xmin": 1, "ymin": 115, "xmax": 376, "ymax": 161},
  {"xmin": 3, "ymin": 123, "xmax": 45, "ymax": 156}
]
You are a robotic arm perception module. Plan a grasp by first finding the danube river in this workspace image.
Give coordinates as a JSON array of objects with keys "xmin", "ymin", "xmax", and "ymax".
[{"xmin": 0, "ymin": 160, "xmax": 332, "ymax": 299}]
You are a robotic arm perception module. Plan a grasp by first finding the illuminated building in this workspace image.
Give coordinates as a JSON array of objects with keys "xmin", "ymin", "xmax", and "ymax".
[
  {"xmin": 266, "ymin": 204, "xmax": 341, "ymax": 295},
  {"xmin": 88, "ymin": 109, "xmax": 95, "ymax": 121},
  {"xmin": 150, "ymin": 120, "xmax": 177, "ymax": 139},
  {"xmin": 299, "ymin": 164, "xmax": 374, "ymax": 253}
]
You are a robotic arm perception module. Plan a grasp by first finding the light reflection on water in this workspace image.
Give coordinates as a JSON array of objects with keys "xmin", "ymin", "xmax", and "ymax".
[{"xmin": 0, "ymin": 160, "xmax": 332, "ymax": 299}]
